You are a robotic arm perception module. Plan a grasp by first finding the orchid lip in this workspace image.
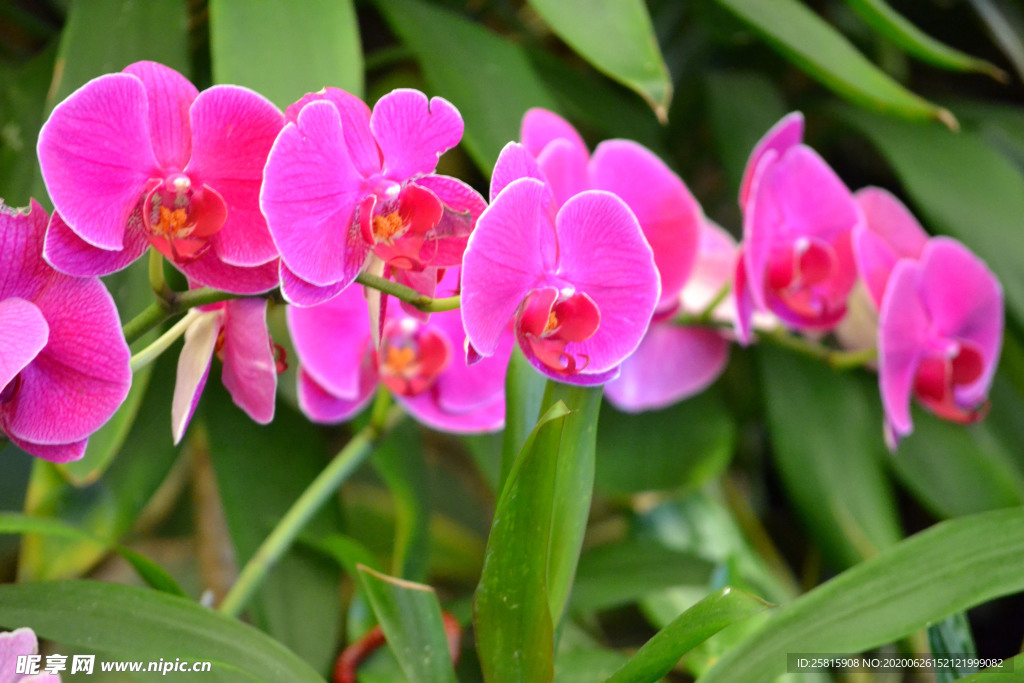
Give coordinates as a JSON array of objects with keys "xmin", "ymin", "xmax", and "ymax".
[{"xmin": 378, "ymin": 318, "xmax": 452, "ymax": 397}]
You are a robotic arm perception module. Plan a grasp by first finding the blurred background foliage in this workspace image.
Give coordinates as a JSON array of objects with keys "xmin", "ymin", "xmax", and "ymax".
[{"xmin": 1, "ymin": 0, "xmax": 1024, "ymax": 681}]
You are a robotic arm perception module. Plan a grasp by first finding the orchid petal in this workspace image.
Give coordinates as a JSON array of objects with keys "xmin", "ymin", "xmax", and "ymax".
[
  {"xmin": 37, "ymin": 73, "xmax": 159, "ymax": 250},
  {"xmin": 742, "ymin": 149, "xmax": 781, "ymax": 312},
  {"xmin": 733, "ymin": 250, "xmax": 755, "ymax": 345},
  {"xmin": 44, "ymin": 209, "xmax": 149, "ymax": 277},
  {"xmin": 771, "ymin": 146, "xmax": 862, "ymax": 245},
  {"xmin": 122, "ymin": 61, "xmax": 197, "ymax": 170},
  {"xmin": 681, "ymin": 219, "xmax": 737, "ymax": 318},
  {"xmin": 536, "ymin": 138, "xmax": 589, "ymax": 208},
  {"xmin": 0, "ymin": 201, "xmax": 49, "ymax": 300},
  {"xmin": 372, "ymin": 89, "xmax": 463, "ymax": 181},
  {"xmin": 0, "ymin": 298, "xmax": 48, "ymax": 390},
  {"xmin": 605, "ymin": 323, "xmax": 729, "ymax": 412},
  {"xmin": 554, "ymin": 190, "xmax": 660, "ymax": 375},
  {"xmin": 186, "ymin": 85, "xmax": 284, "ymax": 267},
  {"xmin": 279, "ymin": 262, "xmax": 349, "ymax": 306},
  {"xmin": 591, "ymin": 139, "xmax": 702, "ymax": 308},
  {"xmin": 171, "ymin": 311, "xmax": 220, "ymax": 444},
  {"xmin": 287, "ymin": 88, "xmax": 380, "ymax": 177},
  {"xmin": 490, "ymin": 141, "xmax": 546, "ymax": 202},
  {"xmin": 221, "ymin": 298, "xmax": 276, "ymax": 425},
  {"xmin": 461, "ymin": 178, "xmax": 557, "ymax": 358},
  {"xmin": 399, "ymin": 390, "xmax": 505, "ymax": 433},
  {"xmin": 298, "ymin": 368, "xmax": 375, "ymax": 423},
  {"xmin": 261, "ymin": 100, "xmax": 365, "ymax": 286},
  {"xmin": 878, "ymin": 260, "xmax": 931, "ymax": 442},
  {"xmin": 7, "ymin": 433, "xmax": 88, "ymax": 463},
  {"xmin": 520, "ymin": 108, "xmax": 588, "ymax": 160},
  {"xmin": 740, "ymin": 111, "xmax": 803, "ymax": 208},
  {"xmin": 179, "ymin": 247, "xmax": 279, "ymax": 294},
  {"xmin": 431, "ymin": 307, "xmax": 512, "ymax": 415}
]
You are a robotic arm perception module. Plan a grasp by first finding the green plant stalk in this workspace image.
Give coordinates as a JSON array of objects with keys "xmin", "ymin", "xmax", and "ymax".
[
  {"xmin": 148, "ymin": 249, "xmax": 172, "ymax": 302},
  {"xmin": 129, "ymin": 309, "xmax": 201, "ymax": 373},
  {"xmin": 217, "ymin": 400, "xmax": 405, "ymax": 618},
  {"xmin": 121, "ymin": 287, "xmax": 245, "ymax": 346},
  {"xmin": 355, "ymin": 271, "xmax": 460, "ymax": 312}
]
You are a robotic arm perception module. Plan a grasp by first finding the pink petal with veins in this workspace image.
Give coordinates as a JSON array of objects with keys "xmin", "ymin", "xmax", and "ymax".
[
  {"xmin": 372, "ymin": 89, "xmax": 463, "ymax": 181},
  {"xmin": 44, "ymin": 209, "xmax": 149, "ymax": 277},
  {"xmin": 221, "ymin": 298, "xmax": 277, "ymax": 425},
  {"xmin": 287, "ymin": 88, "xmax": 380, "ymax": 177},
  {"xmin": 740, "ymin": 111, "xmax": 803, "ymax": 207},
  {"xmin": 521, "ymin": 108, "xmax": 587, "ymax": 160},
  {"xmin": 490, "ymin": 142, "xmax": 546, "ymax": 202},
  {"xmin": 122, "ymin": 61, "xmax": 197, "ymax": 170}
]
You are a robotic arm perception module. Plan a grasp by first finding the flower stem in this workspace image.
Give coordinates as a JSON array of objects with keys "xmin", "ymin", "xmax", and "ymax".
[
  {"xmin": 129, "ymin": 309, "xmax": 201, "ymax": 372},
  {"xmin": 121, "ymin": 287, "xmax": 247, "ymax": 346},
  {"xmin": 148, "ymin": 249, "xmax": 172, "ymax": 302},
  {"xmin": 217, "ymin": 401, "xmax": 405, "ymax": 618},
  {"xmin": 355, "ymin": 271, "xmax": 460, "ymax": 313}
]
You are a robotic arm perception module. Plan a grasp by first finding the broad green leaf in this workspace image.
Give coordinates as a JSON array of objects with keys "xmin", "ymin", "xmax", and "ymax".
[
  {"xmin": 698, "ymin": 507, "xmax": 1024, "ymax": 683},
  {"xmin": 759, "ymin": 346, "xmax": 902, "ymax": 567},
  {"xmin": 555, "ymin": 649, "xmax": 629, "ymax": 683},
  {"xmin": 306, "ymin": 533, "xmax": 381, "ymax": 576},
  {"xmin": 542, "ymin": 382, "xmax": 602, "ymax": 624},
  {"xmin": 49, "ymin": 0, "xmax": 189, "ymax": 110},
  {"xmin": 474, "ymin": 401, "xmax": 571, "ymax": 683},
  {"xmin": 357, "ymin": 566, "xmax": 458, "ymax": 683},
  {"xmin": 209, "ymin": 0, "xmax": 362, "ymax": 107},
  {"xmin": 846, "ymin": 0, "xmax": 1005, "ymax": 79},
  {"xmin": 969, "ymin": 0, "xmax": 1024, "ymax": 83},
  {"xmin": 372, "ymin": 420, "xmax": 430, "ymax": 581},
  {"xmin": 928, "ymin": 613, "xmax": 978, "ymax": 682},
  {"xmin": 840, "ymin": 107, "xmax": 1024, "ymax": 326},
  {"xmin": 375, "ymin": 0, "xmax": 560, "ymax": 171},
  {"xmin": 499, "ymin": 347, "xmax": 549, "ymax": 488},
  {"xmin": 201, "ymin": 382, "xmax": 341, "ymax": 676},
  {"xmin": 595, "ymin": 388, "xmax": 735, "ymax": 496},
  {"xmin": 0, "ymin": 41, "xmax": 56, "ymax": 207},
  {"xmin": 570, "ymin": 539, "xmax": 714, "ymax": 613},
  {"xmin": 0, "ymin": 512, "xmax": 185, "ymax": 596},
  {"xmin": 20, "ymin": 354, "xmax": 181, "ymax": 580},
  {"xmin": 526, "ymin": 0, "xmax": 672, "ymax": 120},
  {"xmin": 712, "ymin": 0, "xmax": 955, "ymax": 127},
  {"xmin": 0, "ymin": 580, "xmax": 322, "ymax": 683},
  {"xmin": 606, "ymin": 587, "xmax": 769, "ymax": 683}
]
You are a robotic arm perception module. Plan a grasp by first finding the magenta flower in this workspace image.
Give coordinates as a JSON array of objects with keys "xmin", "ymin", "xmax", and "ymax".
[
  {"xmin": 260, "ymin": 88, "xmax": 482, "ymax": 307},
  {"xmin": 734, "ymin": 112, "xmax": 862, "ymax": 343},
  {"xmin": 171, "ymin": 298, "xmax": 280, "ymax": 444},
  {"xmin": 38, "ymin": 61, "xmax": 283, "ymax": 293},
  {"xmin": 0, "ymin": 201, "xmax": 130, "ymax": 462},
  {"xmin": 879, "ymin": 237, "xmax": 1003, "ymax": 446},
  {"xmin": 605, "ymin": 220, "xmax": 734, "ymax": 411},
  {"xmin": 463, "ymin": 145, "xmax": 660, "ymax": 384},
  {"xmin": 0, "ymin": 628, "xmax": 60, "ymax": 682},
  {"xmin": 288, "ymin": 274, "xmax": 510, "ymax": 432},
  {"xmin": 512, "ymin": 108, "xmax": 701, "ymax": 312}
]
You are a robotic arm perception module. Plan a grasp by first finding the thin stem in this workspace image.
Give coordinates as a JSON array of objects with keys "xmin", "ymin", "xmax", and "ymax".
[
  {"xmin": 129, "ymin": 310, "xmax": 201, "ymax": 373},
  {"xmin": 217, "ymin": 403, "xmax": 405, "ymax": 618},
  {"xmin": 696, "ymin": 282, "xmax": 732, "ymax": 324},
  {"xmin": 355, "ymin": 271, "xmax": 461, "ymax": 313},
  {"xmin": 148, "ymin": 249, "xmax": 172, "ymax": 302},
  {"xmin": 122, "ymin": 302, "xmax": 171, "ymax": 346},
  {"xmin": 121, "ymin": 287, "xmax": 247, "ymax": 346}
]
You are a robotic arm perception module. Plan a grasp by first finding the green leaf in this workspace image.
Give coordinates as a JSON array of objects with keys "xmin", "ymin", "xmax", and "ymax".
[
  {"xmin": 928, "ymin": 612, "xmax": 978, "ymax": 682},
  {"xmin": 371, "ymin": 420, "xmax": 430, "ymax": 581},
  {"xmin": 969, "ymin": 0, "xmax": 1024, "ymax": 83},
  {"xmin": 542, "ymin": 382, "xmax": 602, "ymax": 624},
  {"xmin": 955, "ymin": 652, "xmax": 1023, "ymax": 681},
  {"xmin": 307, "ymin": 533, "xmax": 381, "ymax": 576},
  {"xmin": 845, "ymin": 0, "xmax": 1006, "ymax": 79},
  {"xmin": 357, "ymin": 566, "xmax": 458, "ymax": 683},
  {"xmin": 0, "ymin": 41, "xmax": 56, "ymax": 207},
  {"xmin": 570, "ymin": 539, "xmax": 714, "ymax": 613},
  {"xmin": 49, "ymin": 0, "xmax": 189, "ymax": 110},
  {"xmin": 606, "ymin": 587, "xmax": 769, "ymax": 683},
  {"xmin": 209, "ymin": 0, "xmax": 362, "ymax": 106},
  {"xmin": 526, "ymin": 0, "xmax": 672, "ymax": 120},
  {"xmin": 474, "ymin": 401, "xmax": 571, "ymax": 683},
  {"xmin": 595, "ymin": 389, "xmax": 735, "ymax": 496},
  {"xmin": 201, "ymin": 383, "xmax": 341, "ymax": 676},
  {"xmin": 711, "ymin": 0, "xmax": 956, "ymax": 127},
  {"xmin": 758, "ymin": 346, "xmax": 902, "ymax": 567},
  {"xmin": 0, "ymin": 513, "xmax": 185, "ymax": 597},
  {"xmin": 0, "ymin": 580, "xmax": 323, "ymax": 683},
  {"xmin": 374, "ymin": 0, "xmax": 560, "ymax": 171},
  {"xmin": 499, "ymin": 347, "xmax": 549, "ymax": 489},
  {"xmin": 839, "ymin": 106, "xmax": 1024, "ymax": 326},
  {"xmin": 698, "ymin": 507, "xmax": 1024, "ymax": 683}
]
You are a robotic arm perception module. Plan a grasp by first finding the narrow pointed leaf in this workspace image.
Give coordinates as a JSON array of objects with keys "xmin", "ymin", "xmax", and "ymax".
[
  {"xmin": 712, "ymin": 0, "xmax": 956, "ymax": 127},
  {"xmin": 526, "ymin": 0, "xmax": 672, "ymax": 120},
  {"xmin": 606, "ymin": 587, "xmax": 769, "ymax": 683},
  {"xmin": 357, "ymin": 566, "xmax": 458, "ymax": 683},
  {"xmin": 698, "ymin": 507, "xmax": 1024, "ymax": 683},
  {"xmin": 0, "ymin": 580, "xmax": 323, "ymax": 682},
  {"xmin": 969, "ymin": 0, "xmax": 1024, "ymax": 83},
  {"xmin": 209, "ymin": 0, "xmax": 362, "ymax": 106},
  {"xmin": 499, "ymin": 347, "xmax": 549, "ymax": 489},
  {"xmin": 928, "ymin": 613, "xmax": 978, "ymax": 682},
  {"xmin": 846, "ymin": 0, "xmax": 1006, "ymax": 79}
]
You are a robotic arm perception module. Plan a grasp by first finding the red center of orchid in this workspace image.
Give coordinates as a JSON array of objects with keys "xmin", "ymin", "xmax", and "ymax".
[
  {"xmin": 517, "ymin": 287, "xmax": 601, "ymax": 375},
  {"xmin": 766, "ymin": 237, "xmax": 845, "ymax": 324},
  {"xmin": 377, "ymin": 319, "xmax": 451, "ymax": 397},
  {"xmin": 913, "ymin": 341, "xmax": 987, "ymax": 424},
  {"xmin": 143, "ymin": 173, "xmax": 228, "ymax": 264},
  {"xmin": 372, "ymin": 211, "xmax": 406, "ymax": 244}
]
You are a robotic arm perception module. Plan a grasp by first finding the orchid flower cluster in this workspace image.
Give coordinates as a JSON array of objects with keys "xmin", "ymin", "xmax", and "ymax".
[{"xmin": 0, "ymin": 61, "xmax": 1003, "ymax": 464}]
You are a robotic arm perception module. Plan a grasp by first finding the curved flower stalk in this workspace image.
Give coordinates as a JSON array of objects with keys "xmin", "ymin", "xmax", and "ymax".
[
  {"xmin": 734, "ymin": 112, "xmax": 863, "ymax": 343},
  {"xmin": 0, "ymin": 201, "xmax": 130, "ymax": 462},
  {"xmin": 462, "ymin": 147, "xmax": 660, "ymax": 384},
  {"xmin": 879, "ymin": 237, "xmax": 1003, "ymax": 447},
  {"xmin": 260, "ymin": 87, "xmax": 484, "ymax": 309},
  {"xmin": 288, "ymin": 272, "xmax": 510, "ymax": 432},
  {"xmin": 171, "ymin": 298, "xmax": 280, "ymax": 444},
  {"xmin": 38, "ymin": 61, "xmax": 283, "ymax": 293},
  {"xmin": 0, "ymin": 627, "xmax": 60, "ymax": 681}
]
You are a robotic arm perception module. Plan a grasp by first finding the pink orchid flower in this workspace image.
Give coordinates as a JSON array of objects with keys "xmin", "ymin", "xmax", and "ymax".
[
  {"xmin": 171, "ymin": 298, "xmax": 280, "ymax": 444},
  {"xmin": 734, "ymin": 112, "xmax": 863, "ymax": 343},
  {"xmin": 260, "ymin": 88, "xmax": 483, "ymax": 308},
  {"xmin": 0, "ymin": 201, "xmax": 130, "ymax": 463},
  {"xmin": 288, "ymin": 273, "xmax": 510, "ymax": 433},
  {"xmin": 605, "ymin": 220, "xmax": 734, "ymax": 411},
  {"xmin": 38, "ymin": 61, "xmax": 283, "ymax": 294},
  {"xmin": 852, "ymin": 187, "xmax": 929, "ymax": 309},
  {"xmin": 509, "ymin": 108, "xmax": 701, "ymax": 312},
  {"xmin": 879, "ymin": 237, "xmax": 1003, "ymax": 447},
  {"xmin": 0, "ymin": 628, "xmax": 60, "ymax": 682},
  {"xmin": 462, "ymin": 143, "xmax": 660, "ymax": 384}
]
